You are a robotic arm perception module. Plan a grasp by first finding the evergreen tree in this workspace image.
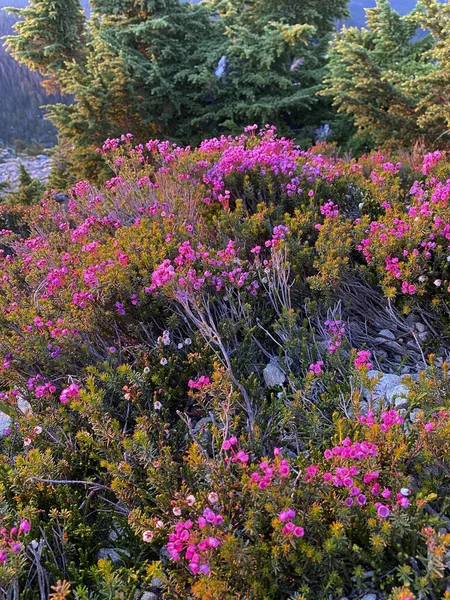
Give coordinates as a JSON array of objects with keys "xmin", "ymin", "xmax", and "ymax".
[
  {"xmin": 5, "ymin": 0, "xmax": 85, "ymax": 89},
  {"xmin": 321, "ymin": 0, "xmax": 437, "ymax": 148},
  {"xmin": 12, "ymin": 163, "xmax": 44, "ymax": 205},
  {"xmin": 205, "ymin": 0, "xmax": 349, "ymax": 137},
  {"xmin": 5, "ymin": 0, "xmax": 350, "ymax": 182},
  {"xmin": 415, "ymin": 0, "xmax": 450, "ymax": 145}
]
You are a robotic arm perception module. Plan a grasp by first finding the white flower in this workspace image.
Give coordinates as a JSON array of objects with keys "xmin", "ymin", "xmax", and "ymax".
[
  {"xmin": 142, "ymin": 530, "xmax": 153, "ymax": 543},
  {"xmin": 186, "ymin": 494, "xmax": 196, "ymax": 506},
  {"xmin": 160, "ymin": 358, "xmax": 168, "ymax": 366},
  {"xmin": 184, "ymin": 338, "xmax": 192, "ymax": 345},
  {"xmin": 143, "ymin": 366, "xmax": 150, "ymax": 374},
  {"xmin": 434, "ymin": 279, "xmax": 442, "ymax": 287},
  {"xmin": 155, "ymin": 520, "xmax": 164, "ymax": 529},
  {"xmin": 33, "ymin": 426, "xmax": 42, "ymax": 435},
  {"xmin": 418, "ymin": 275, "xmax": 426, "ymax": 283},
  {"xmin": 172, "ymin": 506, "xmax": 182, "ymax": 516},
  {"xmin": 208, "ymin": 492, "xmax": 219, "ymax": 505},
  {"xmin": 154, "ymin": 401, "xmax": 162, "ymax": 410},
  {"xmin": 400, "ymin": 488, "xmax": 411, "ymax": 496},
  {"xmin": 177, "ymin": 343, "xmax": 184, "ymax": 349},
  {"xmin": 23, "ymin": 437, "xmax": 32, "ymax": 447}
]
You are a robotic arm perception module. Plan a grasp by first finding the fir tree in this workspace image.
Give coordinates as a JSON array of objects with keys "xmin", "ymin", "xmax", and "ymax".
[
  {"xmin": 205, "ymin": 0, "xmax": 349, "ymax": 137},
  {"xmin": 5, "ymin": 0, "xmax": 85, "ymax": 89},
  {"xmin": 5, "ymin": 0, "xmax": 350, "ymax": 182},
  {"xmin": 12, "ymin": 163, "xmax": 44, "ymax": 205},
  {"xmin": 321, "ymin": 0, "xmax": 437, "ymax": 148},
  {"xmin": 415, "ymin": 0, "xmax": 450, "ymax": 145}
]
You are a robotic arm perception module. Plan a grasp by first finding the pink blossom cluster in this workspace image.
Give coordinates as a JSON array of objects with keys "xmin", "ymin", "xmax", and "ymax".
[
  {"xmin": 422, "ymin": 150, "xmax": 443, "ymax": 175},
  {"xmin": 60, "ymin": 383, "xmax": 80, "ymax": 404},
  {"xmin": 354, "ymin": 350, "xmax": 373, "ymax": 370},
  {"xmin": 359, "ymin": 409, "xmax": 403, "ymax": 431},
  {"xmin": 188, "ymin": 376, "xmax": 211, "ymax": 390},
  {"xmin": 323, "ymin": 439, "xmax": 377, "ymax": 461},
  {"xmin": 320, "ymin": 201, "xmax": 339, "ymax": 218},
  {"xmin": 265, "ymin": 225, "xmax": 290, "ymax": 248},
  {"xmin": 277, "ymin": 509, "xmax": 304, "ymax": 537},
  {"xmin": 309, "ymin": 361, "xmax": 324, "ymax": 375},
  {"xmin": 166, "ymin": 508, "xmax": 224, "ymax": 575},
  {"xmin": 324, "ymin": 319, "xmax": 346, "ymax": 353},
  {"xmin": 249, "ymin": 447, "xmax": 290, "ymax": 489},
  {"xmin": 0, "ymin": 520, "xmax": 30, "ymax": 563},
  {"xmin": 319, "ymin": 436, "xmax": 412, "ymax": 518},
  {"xmin": 221, "ymin": 437, "xmax": 249, "ymax": 464}
]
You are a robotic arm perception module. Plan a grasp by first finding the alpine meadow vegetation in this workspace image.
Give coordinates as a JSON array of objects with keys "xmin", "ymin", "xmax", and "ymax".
[
  {"xmin": 2, "ymin": 0, "xmax": 450, "ymax": 599},
  {"xmin": 0, "ymin": 126, "xmax": 449, "ymax": 598}
]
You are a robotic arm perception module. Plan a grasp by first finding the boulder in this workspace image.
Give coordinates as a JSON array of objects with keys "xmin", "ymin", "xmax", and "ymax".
[
  {"xmin": 362, "ymin": 370, "xmax": 410, "ymax": 410},
  {"xmin": 0, "ymin": 397, "xmax": 33, "ymax": 436},
  {"xmin": 263, "ymin": 360, "xmax": 286, "ymax": 387},
  {"xmin": 374, "ymin": 329, "xmax": 402, "ymax": 352},
  {"xmin": 97, "ymin": 547, "xmax": 130, "ymax": 565}
]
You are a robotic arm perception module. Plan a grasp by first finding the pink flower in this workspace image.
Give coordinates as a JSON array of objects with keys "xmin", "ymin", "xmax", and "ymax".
[
  {"xmin": 60, "ymin": 383, "xmax": 80, "ymax": 404},
  {"xmin": 142, "ymin": 530, "xmax": 154, "ymax": 542},
  {"xmin": 354, "ymin": 350, "xmax": 373, "ymax": 370},
  {"xmin": 279, "ymin": 459, "xmax": 290, "ymax": 477},
  {"xmin": 424, "ymin": 422, "xmax": 435, "ymax": 432},
  {"xmin": 282, "ymin": 522, "xmax": 295, "ymax": 535},
  {"xmin": 208, "ymin": 492, "xmax": 219, "ymax": 505},
  {"xmin": 309, "ymin": 361, "xmax": 324, "ymax": 375},
  {"xmin": 278, "ymin": 509, "xmax": 296, "ymax": 522},
  {"xmin": 19, "ymin": 520, "xmax": 30, "ymax": 534},
  {"xmin": 376, "ymin": 504, "xmax": 390, "ymax": 518},
  {"xmin": 293, "ymin": 526, "xmax": 304, "ymax": 538},
  {"xmin": 236, "ymin": 450, "xmax": 249, "ymax": 463}
]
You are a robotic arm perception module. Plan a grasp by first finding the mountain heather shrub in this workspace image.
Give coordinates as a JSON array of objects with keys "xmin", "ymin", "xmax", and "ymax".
[{"xmin": 0, "ymin": 127, "xmax": 449, "ymax": 597}]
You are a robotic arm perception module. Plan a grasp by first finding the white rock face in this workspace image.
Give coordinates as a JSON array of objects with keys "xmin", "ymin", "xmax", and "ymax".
[
  {"xmin": 363, "ymin": 370, "xmax": 410, "ymax": 409},
  {"xmin": 263, "ymin": 360, "xmax": 286, "ymax": 387},
  {"xmin": 0, "ymin": 154, "xmax": 51, "ymax": 188}
]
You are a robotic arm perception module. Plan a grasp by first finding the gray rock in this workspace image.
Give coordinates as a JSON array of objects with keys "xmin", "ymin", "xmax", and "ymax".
[
  {"xmin": 378, "ymin": 329, "xmax": 396, "ymax": 340},
  {"xmin": 410, "ymin": 408, "xmax": 420, "ymax": 423},
  {"xmin": 0, "ymin": 412, "xmax": 11, "ymax": 434},
  {"xmin": 417, "ymin": 331, "xmax": 429, "ymax": 343},
  {"xmin": 140, "ymin": 593, "xmax": 159, "ymax": 600},
  {"xmin": 362, "ymin": 370, "xmax": 410, "ymax": 410},
  {"xmin": 415, "ymin": 322, "xmax": 426, "ymax": 333},
  {"xmin": 375, "ymin": 329, "xmax": 402, "ymax": 352},
  {"xmin": 151, "ymin": 578, "xmax": 164, "ymax": 589},
  {"xmin": 0, "ymin": 397, "xmax": 33, "ymax": 436},
  {"xmin": 263, "ymin": 360, "xmax": 286, "ymax": 387},
  {"xmin": 361, "ymin": 595, "xmax": 377, "ymax": 600},
  {"xmin": 97, "ymin": 547, "xmax": 130, "ymax": 565}
]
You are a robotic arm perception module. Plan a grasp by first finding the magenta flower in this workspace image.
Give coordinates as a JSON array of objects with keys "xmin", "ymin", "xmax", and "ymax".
[
  {"xmin": 60, "ymin": 383, "xmax": 80, "ymax": 404},
  {"xmin": 376, "ymin": 504, "xmax": 390, "ymax": 518}
]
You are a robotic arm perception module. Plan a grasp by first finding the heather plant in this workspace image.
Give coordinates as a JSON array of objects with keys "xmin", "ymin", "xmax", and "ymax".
[{"xmin": 0, "ymin": 127, "xmax": 449, "ymax": 597}]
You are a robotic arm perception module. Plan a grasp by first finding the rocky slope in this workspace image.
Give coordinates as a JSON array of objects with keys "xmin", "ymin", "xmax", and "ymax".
[{"xmin": 0, "ymin": 149, "xmax": 51, "ymax": 188}]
